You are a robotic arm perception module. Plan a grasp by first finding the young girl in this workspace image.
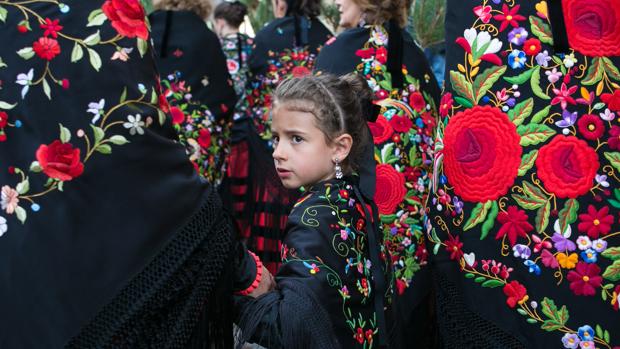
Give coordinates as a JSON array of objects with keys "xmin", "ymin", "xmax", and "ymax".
[{"xmin": 235, "ymin": 73, "xmax": 394, "ymax": 348}]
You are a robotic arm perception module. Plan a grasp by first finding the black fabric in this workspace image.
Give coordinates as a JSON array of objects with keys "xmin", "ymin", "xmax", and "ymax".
[
  {"xmin": 547, "ymin": 0, "xmax": 569, "ymax": 54},
  {"xmin": 386, "ymin": 20, "xmax": 404, "ymax": 90},
  {"xmin": 150, "ymin": 10, "xmax": 237, "ymax": 120}
]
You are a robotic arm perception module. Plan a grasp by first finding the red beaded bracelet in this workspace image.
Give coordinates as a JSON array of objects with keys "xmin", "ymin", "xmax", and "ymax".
[{"xmin": 236, "ymin": 251, "xmax": 263, "ymax": 296}]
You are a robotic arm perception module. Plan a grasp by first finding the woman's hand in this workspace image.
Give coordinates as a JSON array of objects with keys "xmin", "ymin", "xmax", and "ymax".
[{"xmin": 249, "ymin": 265, "xmax": 276, "ymax": 297}]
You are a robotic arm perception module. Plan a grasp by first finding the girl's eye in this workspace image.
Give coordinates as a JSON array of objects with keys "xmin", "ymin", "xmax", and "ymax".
[
  {"xmin": 272, "ymin": 136, "xmax": 279, "ymax": 144},
  {"xmin": 292, "ymin": 135, "xmax": 303, "ymax": 143}
]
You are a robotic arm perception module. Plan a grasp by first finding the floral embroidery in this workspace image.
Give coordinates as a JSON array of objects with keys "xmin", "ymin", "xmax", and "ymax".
[{"xmin": 430, "ymin": 0, "xmax": 620, "ymax": 347}]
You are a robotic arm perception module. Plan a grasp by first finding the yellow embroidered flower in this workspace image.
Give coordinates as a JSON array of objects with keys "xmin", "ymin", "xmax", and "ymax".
[{"xmin": 556, "ymin": 252, "xmax": 578, "ymax": 269}]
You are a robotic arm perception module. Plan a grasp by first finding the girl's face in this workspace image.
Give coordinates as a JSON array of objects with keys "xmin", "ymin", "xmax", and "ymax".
[
  {"xmin": 272, "ymin": 106, "xmax": 345, "ymax": 189},
  {"xmin": 271, "ymin": 0, "xmax": 288, "ymax": 18},
  {"xmin": 335, "ymin": 0, "xmax": 363, "ymax": 28}
]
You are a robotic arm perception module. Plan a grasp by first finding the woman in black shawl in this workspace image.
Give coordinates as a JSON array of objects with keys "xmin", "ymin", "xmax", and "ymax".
[
  {"xmin": 150, "ymin": 0, "xmax": 238, "ymax": 185},
  {"xmin": 223, "ymin": 0, "xmax": 333, "ymax": 273},
  {"xmin": 0, "ymin": 1, "xmax": 265, "ymax": 347},
  {"xmin": 314, "ymin": 0, "xmax": 441, "ymax": 347},
  {"xmin": 429, "ymin": 0, "xmax": 620, "ymax": 347}
]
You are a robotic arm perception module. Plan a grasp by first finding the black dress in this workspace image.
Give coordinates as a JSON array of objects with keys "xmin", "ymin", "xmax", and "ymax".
[
  {"xmin": 0, "ymin": 1, "xmax": 255, "ymax": 347},
  {"xmin": 150, "ymin": 10, "xmax": 237, "ymax": 185},
  {"xmin": 429, "ymin": 0, "xmax": 620, "ymax": 347},
  {"xmin": 315, "ymin": 22, "xmax": 441, "ymax": 348}
]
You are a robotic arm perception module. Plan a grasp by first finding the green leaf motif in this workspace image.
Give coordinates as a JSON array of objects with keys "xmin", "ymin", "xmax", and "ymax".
[
  {"xmin": 531, "ymin": 106, "xmax": 551, "ymax": 124},
  {"xmin": 604, "ymin": 152, "xmax": 620, "ymax": 172},
  {"xmin": 16, "ymin": 178, "xmax": 29, "ymax": 195},
  {"xmin": 518, "ymin": 123, "xmax": 556, "ymax": 146},
  {"xmin": 503, "ymin": 68, "xmax": 534, "ymax": 85},
  {"xmin": 540, "ymin": 297, "xmax": 569, "ymax": 327},
  {"xmin": 508, "ymin": 97, "xmax": 534, "ymax": 126},
  {"xmin": 87, "ymin": 48, "xmax": 102, "ymax": 72},
  {"xmin": 464, "ymin": 201, "xmax": 492, "ymax": 231},
  {"xmin": 602, "ymin": 260, "xmax": 620, "ymax": 282},
  {"xmin": 481, "ymin": 279, "xmax": 504, "ymax": 288},
  {"xmin": 529, "ymin": 16, "xmax": 554, "ymax": 44},
  {"xmin": 480, "ymin": 201, "xmax": 498, "ymax": 240},
  {"xmin": 91, "ymin": 125, "xmax": 105, "ymax": 143},
  {"xmin": 541, "ymin": 320, "xmax": 564, "ymax": 331},
  {"xmin": 531, "ymin": 66, "xmax": 550, "ymax": 100},
  {"xmin": 535, "ymin": 201, "xmax": 551, "ymax": 233},
  {"xmin": 522, "ymin": 181, "xmax": 547, "ymax": 203},
  {"xmin": 559, "ymin": 199, "xmax": 579, "ymax": 234},
  {"xmin": 158, "ymin": 109, "xmax": 166, "ymax": 125},
  {"xmin": 71, "ymin": 43, "xmax": 84, "ymax": 62},
  {"xmin": 96, "ymin": 144, "xmax": 112, "ymax": 154},
  {"xmin": 17, "ymin": 47, "xmax": 35, "ymax": 60},
  {"xmin": 582, "ymin": 57, "xmax": 604, "ymax": 86},
  {"xmin": 454, "ymin": 96, "xmax": 473, "ymax": 108},
  {"xmin": 137, "ymin": 38, "xmax": 148, "ymax": 57},
  {"xmin": 42, "ymin": 78, "xmax": 51, "ymax": 100},
  {"xmin": 601, "ymin": 247, "xmax": 620, "ymax": 261},
  {"xmin": 0, "ymin": 101, "xmax": 16, "ymax": 110},
  {"xmin": 83, "ymin": 31, "xmax": 101, "ymax": 46},
  {"xmin": 473, "ymin": 65, "xmax": 507, "ymax": 103},
  {"xmin": 0, "ymin": 6, "xmax": 7, "ymax": 23},
  {"xmin": 59, "ymin": 123, "xmax": 71, "ymax": 143},
  {"xmin": 518, "ymin": 150, "xmax": 538, "ymax": 176},
  {"xmin": 513, "ymin": 194, "xmax": 545, "ymax": 210},
  {"xmin": 15, "ymin": 206, "xmax": 27, "ymax": 224},
  {"xmin": 602, "ymin": 57, "xmax": 620, "ymax": 82},
  {"xmin": 450, "ymin": 71, "xmax": 475, "ymax": 104},
  {"xmin": 109, "ymin": 135, "xmax": 129, "ymax": 145},
  {"xmin": 87, "ymin": 10, "xmax": 107, "ymax": 27}
]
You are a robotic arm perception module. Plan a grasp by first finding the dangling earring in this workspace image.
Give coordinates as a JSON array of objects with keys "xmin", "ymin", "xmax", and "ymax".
[{"xmin": 334, "ymin": 158, "xmax": 343, "ymax": 179}]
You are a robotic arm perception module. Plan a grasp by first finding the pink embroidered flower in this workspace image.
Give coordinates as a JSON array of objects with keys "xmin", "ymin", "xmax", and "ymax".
[
  {"xmin": 551, "ymin": 83, "xmax": 578, "ymax": 110},
  {"xmin": 1, "ymin": 186, "xmax": 19, "ymax": 214},
  {"xmin": 40, "ymin": 18, "xmax": 63, "ymax": 38},
  {"xmin": 578, "ymin": 205, "xmax": 614, "ymax": 238},
  {"xmin": 608, "ymin": 126, "xmax": 620, "ymax": 150},
  {"xmin": 474, "ymin": 5, "xmax": 492, "ymax": 23},
  {"xmin": 541, "ymin": 249, "xmax": 560, "ymax": 268},
  {"xmin": 567, "ymin": 261, "xmax": 602, "ymax": 296}
]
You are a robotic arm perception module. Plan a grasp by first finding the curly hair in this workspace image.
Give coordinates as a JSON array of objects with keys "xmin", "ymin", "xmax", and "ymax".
[
  {"xmin": 354, "ymin": 0, "xmax": 410, "ymax": 28},
  {"xmin": 153, "ymin": 0, "xmax": 212, "ymax": 19}
]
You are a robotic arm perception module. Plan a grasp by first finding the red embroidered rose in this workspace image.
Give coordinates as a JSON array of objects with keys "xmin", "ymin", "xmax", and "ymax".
[
  {"xmin": 375, "ymin": 47, "xmax": 388, "ymax": 64},
  {"xmin": 102, "ymin": 0, "xmax": 149, "ymax": 40},
  {"xmin": 577, "ymin": 114, "xmax": 604, "ymax": 140},
  {"xmin": 33, "ymin": 37, "xmax": 61, "ymax": 60},
  {"xmin": 439, "ymin": 93, "xmax": 453, "ymax": 117},
  {"xmin": 197, "ymin": 128, "xmax": 211, "ymax": 148},
  {"xmin": 563, "ymin": 0, "xmax": 620, "ymax": 56},
  {"xmin": 442, "ymin": 106, "xmax": 522, "ymax": 202},
  {"xmin": 496, "ymin": 206, "xmax": 533, "ymax": 246},
  {"xmin": 567, "ymin": 261, "xmax": 602, "ymax": 296},
  {"xmin": 409, "ymin": 92, "xmax": 426, "ymax": 111},
  {"xmin": 445, "ymin": 234, "xmax": 463, "ymax": 260},
  {"xmin": 578, "ymin": 205, "xmax": 614, "ymax": 238},
  {"xmin": 291, "ymin": 65, "xmax": 310, "ymax": 77},
  {"xmin": 36, "ymin": 140, "xmax": 84, "ymax": 181},
  {"xmin": 503, "ymin": 281, "xmax": 528, "ymax": 308},
  {"xmin": 0, "ymin": 112, "xmax": 7, "ymax": 128},
  {"xmin": 389, "ymin": 115, "xmax": 413, "ymax": 133},
  {"xmin": 374, "ymin": 164, "xmax": 406, "ymax": 215},
  {"xmin": 602, "ymin": 90, "xmax": 620, "ymax": 112},
  {"xmin": 536, "ymin": 136, "xmax": 599, "ymax": 198},
  {"xmin": 368, "ymin": 115, "xmax": 393, "ymax": 144},
  {"xmin": 523, "ymin": 38, "xmax": 542, "ymax": 56},
  {"xmin": 170, "ymin": 107, "xmax": 185, "ymax": 125}
]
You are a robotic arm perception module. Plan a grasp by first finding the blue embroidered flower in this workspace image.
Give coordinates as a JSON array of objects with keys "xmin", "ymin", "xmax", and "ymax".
[
  {"xmin": 524, "ymin": 260, "xmax": 541, "ymax": 275},
  {"xmin": 508, "ymin": 50, "xmax": 526, "ymax": 69},
  {"xmin": 512, "ymin": 244, "xmax": 531, "ymax": 259},
  {"xmin": 507, "ymin": 27, "xmax": 528, "ymax": 45},
  {"xmin": 577, "ymin": 325, "xmax": 594, "ymax": 342},
  {"xmin": 561, "ymin": 333, "xmax": 580, "ymax": 349},
  {"xmin": 580, "ymin": 249, "xmax": 598, "ymax": 263},
  {"xmin": 535, "ymin": 50, "xmax": 552, "ymax": 67}
]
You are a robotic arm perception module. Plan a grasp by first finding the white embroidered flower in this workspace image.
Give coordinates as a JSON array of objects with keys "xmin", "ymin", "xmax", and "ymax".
[
  {"xmin": 1, "ymin": 185, "xmax": 19, "ymax": 214},
  {"xmin": 563, "ymin": 53, "xmax": 577, "ymax": 68},
  {"xmin": 16, "ymin": 68, "xmax": 34, "ymax": 99},
  {"xmin": 0, "ymin": 216, "xmax": 7, "ymax": 237},
  {"xmin": 545, "ymin": 68, "xmax": 562, "ymax": 84},
  {"xmin": 576, "ymin": 236, "xmax": 592, "ymax": 251},
  {"xmin": 87, "ymin": 99, "xmax": 105, "ymax": 124},
  {"xmin": 463, "ymin": 28, "xmax": 503, "ymax": 56},
  {"xmin": 123, "ymin": 114, "xmax": 145, "ymax": 135},
  {"xmin": 600, "ymin": 108, "xmax": 615, "ymax": 121}
]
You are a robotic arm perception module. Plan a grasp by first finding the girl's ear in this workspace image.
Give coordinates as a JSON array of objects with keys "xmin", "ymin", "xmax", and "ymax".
[{"xmin": 331, "ymin": 133, "xmax": 353, "ymax": 163}]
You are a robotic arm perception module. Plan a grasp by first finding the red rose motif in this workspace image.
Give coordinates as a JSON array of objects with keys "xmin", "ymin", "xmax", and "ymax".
[
  {"xmin": 102, "ymin": 0, "xmax": 149, "ymax": 40},
  {"xmin": 291, "ymin": 65, "xmax": 310, "ymax": 78},
  {"xmin": 0, "ymin": 112, "xmax": 7, "ymax": 128},
  {"xmin": 374, "ymin": 164, "xmax": 406, "ymax": 215},
  {"xmin": 367, "ymin": 115, "xmax": 393, "ymax": 144},
  {"xmin": 36, "ymin": 140, "xmax": 84, "ymax": 181},
  {"xmin": 33, "ymin": 37, "xmax": 61, "ymax": 60},
  {"xmin": 602, "ymin": 90, "xmax": 620, "ymax": 112},
  {"xmin": 389, "ymin": 115, "xmax": 413, "ymax": 133},
  {"xmin": 523, "ymin": 38, "xmax": 542, "ymax": 56},
  {"xmin": 170, "ymin": 107, "xmax": 185, "ymax": 125},
  {"xmin": 563, "ymin": 0, "xmax": 620, "ymax": 56},
  {"xmin": 197, "ymin": 128, "xmax": 211, "ymax": 148},
  {"xmin": 409, "ymin": 92, "xmax": 426, "ymax": 111},
  {"xmin": 442, "ymin": 106, "xmax": 522, "ymax": 202},
  {"xmin": 375, "ymin": 47, "xmax": 388, "ymax": 64},
  {"xmin": 503, "ymin": 281, "xmax": 528, "ymax": 308},
  {"xmin": 536, "ymin": 136, "xmax": 599, "ymax": 198}
]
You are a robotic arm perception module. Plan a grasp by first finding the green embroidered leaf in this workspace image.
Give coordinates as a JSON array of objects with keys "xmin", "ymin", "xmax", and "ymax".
[
  {"xmin": 0, "ymin": 101, "xmax": 16, "ymax": 110},
  {"xmin": 535, "ymin": 201, "xmax": 551, "ymax": 233},
  {"xmin": 522, "ymin": 181, "xmax": 547, "ymax": 203},
  {"xmin": 604, "ymin": 330, "xmax": 610, "ymax": 343},
  {"xmin": 503, "ymin": 68, "xmax": 534, "ymax": 85},
  {"xmin": 83, "ymin": 30, "xmax": 101, "ymax": 46},
  {"xmin": 91, "ymin": 125, "xmax": 105, "ymax": 143},
  {"xmin": 531, "ymin": 66, "xmax": 550, "ymax": 100},
  {"xmin": 596, "ymin": 325, "xmax": 604, "ymax": 340},
  {"xmin": 526, "ymin": 318, "xmax": 538, "ymax": 324},
  {"xmin": 540, "ymin": 297, "xmax": 569, "ymax": 327},
  {"xmin": 474, "ymin": 277, "xmax": 485, "ymax": 283},
  {"xmin": 109, "ymin": 135, "xmax": 129, "ymax": 145},
  {"xmin": 380, "ymin": 143, "xmax": 395, "ymax": 164},
  {"xmin": 380, "ymin": 214, "xmax": 397, "ymax": 224},
  {"xmin": 593, "ymin": 102, "xmax": 606, "ymax": 111},
  {"xmin": 541, "ymin": 320, "xmax": 564, "ymax": 331},
  {"xmin": 0, "ymin": 6, "xmax": 7, "ymax": 23},
  {"xmin": 96, "ymin": 144, "xmax": 112, "ymax": 154},
  {"xmin": 531, "ymin": 106, "xmax": 551, "ymax": 124},
  {"xmin": 480, "ymin": 201, "xmax": 498, "ymax": 240},
  {"xmin": 464, "ymin": 273, "xmax": 475, "ymax": 279},
  {"xmin": 16, "ymin": 177, "xmax": 29, "ymax": 195},
  {"xmin": 481, "ymin": 279, "xmax": 503, "ymax": 288},
  {"xmin": 450, "ymin": 71, "xmax": 475, "ymax": 104},
  {"xmin": 42, "ymin": 78, "xmax": 51, "ymax": 100},
  {"xmin": 604, "ymin": 152, "xmax": 620, "ymax": 172},
  {"xmin": 0, "ymin": 57, "xmax": 6, "ymax": 68},
  {"xmin": 602, "ymin": 260, "xmax": 620, "ymax": 281},
  {"xmin": 601, "ymin": 247, "xmax": 620, "ymax": 261},
  {"xmin": 518, "ymin": 123, "xmax": 556, "ymax": 146},
  {"xmin": 87, "ymin": 9, "xmax": 107, "ymax": 27},
  {"xmin": 58, "ymin": 181, "xmax": 64, "ymax": 192},
  {"xmin": 17, "ymin": 47, "xmax": 35, "ymax": 60},
  {"xmin": 582, "ymin": 57, "xmax": 604, "ymax": 85},
  {"xmin": 137, "ymin": 38, "xmax": 148, "ymax": 57},
  {"xmin": 59, "ymin": 123, "xmax": 71, "ymax": 143},
  {"xmin": 15, "ymin": 206, "xmax": 27, "ymax": 224},
  {"xmin": 454, "ymin": 96, "xmax": 473, "ymax": 108},
  {"xmin": 513, "ymin": 194, "xmax": 545, "ymax": 210},
  {"xmin": 120, "ymin": 87, "xmax": 127, "ymax": 103},
  {"xmin": 518, "ymin": 150, "xmax": 538, "ymax": 176},
  {"xmin": 516, "ymin": 308, "xmax": 528, "ymax": 316},
  {"xmin": 158, "ymin": 109, "xmax": 166, "ymax": 125},
  {"xmin": 473, "ymin": 65, "xmax": 507, "ymax": 103},
  {"xmin": 602, "ymin": 57, "xmax": 620, "ymax": 82},
  {"xmin": 29, "ymin": 161, "xmax": 42, "ymax": 173},
  {"xmin": 463, "ymin": 201, "xmax": 492, "ymax": 231},
  {"xmin": 71, "ymin": 42, "xmax": 84, "ymax": 62},
  {"xmin": 559, "ymin": 199, "xmax": 579, "ymax": 234},
  {"xmin": 408, "ymin": 146, "xmax": 417, "ymax": 167},
  {"xmin": 529, "ymin": 16, "xmax": 553, "ymax": 44},
  {"xmin": 508, "ymin": 97, "xmax": 534, "ymax": 126},
  {"xmin": 87, "ymin": 48, "xmax": 102, "ymax": 71}
]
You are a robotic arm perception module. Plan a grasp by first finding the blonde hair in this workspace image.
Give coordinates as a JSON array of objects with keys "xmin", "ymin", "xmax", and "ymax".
[
  {"xmin": 153, "ymin": 0, "xmax": 212, "ymax": 19},
  {"xmin": 354, "ymin": 0, "xmax": 410, "ymax": 28}
]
